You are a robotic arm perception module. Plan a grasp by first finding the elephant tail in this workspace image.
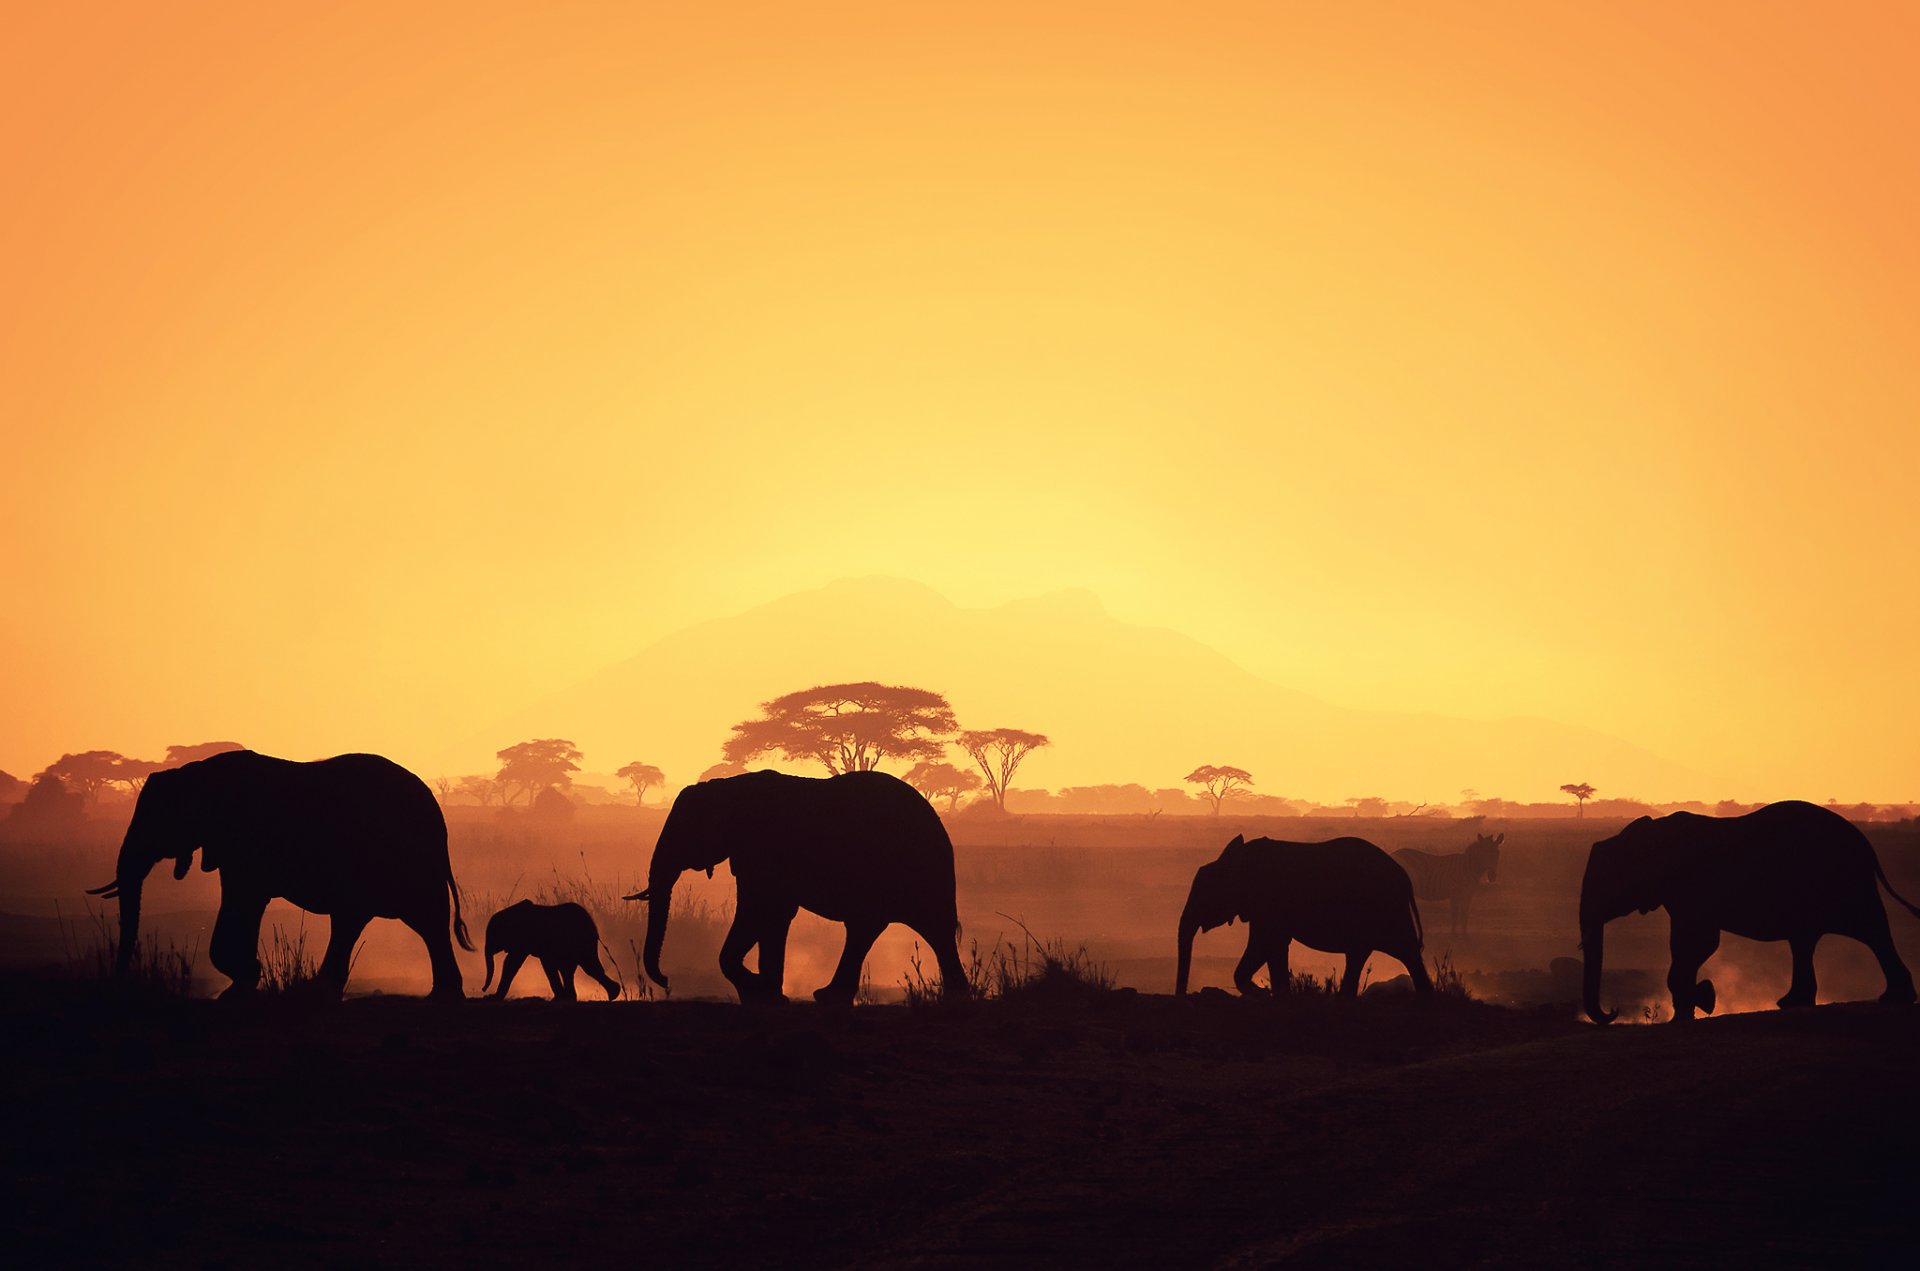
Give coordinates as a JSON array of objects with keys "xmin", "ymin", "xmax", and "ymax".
[
  {"xmin": 450, "ymin": 878, "xmax": 475, "ymax": 952},
  {"xmin": 1873, "ymin": 854, "xmax": 1920, "ymax": 920}
]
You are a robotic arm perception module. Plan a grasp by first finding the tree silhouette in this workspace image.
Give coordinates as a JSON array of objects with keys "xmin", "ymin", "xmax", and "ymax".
[
  {"xmin": 723, "ymin": 682, "xmax": 957, "ymax": 775},
  {"xmin": 496, "ymin": 739, "xmax": 582, "ymax": 808},
  {"xmin": 163, "ymin": 741, "xmax": 245, "ymax": 767},
  {"xmin": 904, "ymin": 761, "xmax": 982, "ymax": 812},
  {"xmin": 0, "ymin": 770, "xmax": 20, "ymax": 803},
  {"xmin": 616, "ymin": 761, "xmax": 666, "ymax": 806},
  {"xmin": 1185, "ymin": 764, "xmax": 1254, "ymax": 814},
  {"xmin": 955, "ymin": 728, "xmax": 1050, "ymax": 812},
  {"xmin": 39, "ymin": 752, "xmax": 133, "ymax": 804},
  {"xmin": 456, "ymin": 775, "xmax": 502, "ymax": 807},
  {"xmin": 1560, "ymin": 782, "xmax": 1597, "ymax": 817}
]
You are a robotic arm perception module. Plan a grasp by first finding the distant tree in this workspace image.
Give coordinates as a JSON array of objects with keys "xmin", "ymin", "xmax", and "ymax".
[
  {"xmin": 496, "ymin": 739, "xmax": 582, "ymax": 808},
  {"xmin": 904, "ymin": 761, "xmax": 982, "ymax": 812},
  {"xmin": 698, "ymin": 760, "xmax": 748, "ymax": 783},
  {"xmin": 1345, "ymin": 796, "xmax": 1392, "ymax": 818},
  {"xmin": 531, "ymin": 785, "xmax": 576, "ymax": 822},
  {"xmin": 1185, "ymin": 764, "xmax": 1255, "ymax": 815},
  {"xmin": 955, "ymin": 728, "xmax": 1051, "ymax": 812},
  {"xmin": 39, "ymin": 752, "xmax": 131, "ymax": 805},
  {"xmin": 723, "ymin": 683, "xmax": 957, "ymax": 775},
  {"xmin": 1560, "ymin": 782, "xmax": 1597, "ymax": 817},
  {"xmin": 0, "ymin": 770, "xmax": 20, "ymax": 804},
  {"xmin": 616, "ymin": 761, "xmax": 666, "ymax": 806},
  {"xmin": 164, "ymin": 741, "xmax": 246, "ymax": 767},
  {"xmin": 431, "ymin": 776, "xmax": 454, "ymax": 804},
  {"xmin": 456, "ymin": 775, "xmax": 502, "ymax": 807},
  {"xmin": 9, "ymin": 772, "xmax": 85, "ymax": 826},
  {"xmin": 110, "ymin": 757, "xmax": 164, "ymax": 796}
]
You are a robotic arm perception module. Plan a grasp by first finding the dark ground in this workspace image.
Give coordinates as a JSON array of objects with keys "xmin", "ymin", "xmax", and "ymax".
[{"xmin": 6, "ymin": 982, "xmax": 1916, "ymax": 1268}]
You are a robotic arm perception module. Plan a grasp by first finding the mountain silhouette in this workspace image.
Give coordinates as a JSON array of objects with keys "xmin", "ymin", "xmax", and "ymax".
[{"xmin": 468, "ymin": 577, "xmax": 1699, "ymax": 802}]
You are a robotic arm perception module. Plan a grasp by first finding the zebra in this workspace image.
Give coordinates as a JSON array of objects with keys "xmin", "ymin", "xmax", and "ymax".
[{"xmin": 1393, "ymin": 832, "xmax": 1503, "ymax": 937}]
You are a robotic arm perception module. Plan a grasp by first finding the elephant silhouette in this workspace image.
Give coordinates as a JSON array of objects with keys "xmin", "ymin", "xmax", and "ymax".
[
  {"xmin": 1580, "ymin": 800, "xmax": 1920, "ymax": 1023},
  {"xmin": 1176, "ymin": 835, "xmax": 1432, "ymax": 998},
  {"xmin": 88, "ymin": 750, "xmax": 472, "ymax": 998},
  {"xmin": 627, "ymin": 769, "xmax": 968, "ymax": 1004},
  {"xmin": 1393, "ymin": 833, "xmax": 1502, "ymax": 937},
  {"xmin": 482, "ymin": 900, "xmax": 621, "ymax": 1001}
]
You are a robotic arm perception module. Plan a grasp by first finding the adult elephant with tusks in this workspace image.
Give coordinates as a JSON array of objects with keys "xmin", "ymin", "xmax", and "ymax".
[
  {"xmin": 1580, "ymin": 800, "xmax": 1920, "ymax": 1024},
  {"xmin": 627, "ymin": 770, "xmax": 968, "ymax": 1004},
  {"xmin": 1176, "ymin": 835, "xmax": 1432, "ymax": 998},
  {"xmin": 87, "ymin": 751, "xmax": 473, "ymax": 998}
]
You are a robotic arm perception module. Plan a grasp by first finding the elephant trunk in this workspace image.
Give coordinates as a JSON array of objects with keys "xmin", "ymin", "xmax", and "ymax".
[
  {"xmin": 1175, "ymin": 902, "xmax": 1201, "ymax": 996},
  {"xmin": 115, "ymin": 876, "xmax": 143, "ymax": 975},
  {"xmin": 88, "ymin": 840, "xmax": 163, "ymax": 976},
  {"xmin": 640, "ymin": 867, "xmax": 679, "ymax": 992},
  {"xmin": 1581, "ymin": 915, "xmax": 1617, "ymax": 1025},
  {"xmin": 482, "ymin": 940, "xmax": 498, "ymax": 993}
]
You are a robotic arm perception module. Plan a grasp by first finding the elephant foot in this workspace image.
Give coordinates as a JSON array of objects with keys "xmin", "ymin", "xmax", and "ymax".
[
  {"xmin": 428, "ymin": 986, "xmax": 467, "ymax": 1003},
  {"xmin": 216, "ymin": 981, "xmax": 258, "ymax": 1001},
  {"xmin": 1776, "ymin": 988, "xmax": 1816, "ymax": 1010},
  {"xmin": 1695, "ymin": 980, "xmax": 1716, "ymax": 1015},
  {"xmin": 811, "ymin": 986, "xmax": 855, "ymax": 1008}
]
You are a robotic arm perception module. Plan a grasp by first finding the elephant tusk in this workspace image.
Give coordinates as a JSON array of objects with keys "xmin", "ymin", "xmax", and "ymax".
[
  {"xmin": 624, "ymin": 889, "xmax": 650, "ymax": 903},
  {"xmin": 86, "ymin": 881, "xmax": 120, "ymax": 898}
]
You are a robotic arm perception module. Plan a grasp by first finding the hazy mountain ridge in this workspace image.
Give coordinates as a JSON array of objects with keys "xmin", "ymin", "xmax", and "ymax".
[{"xmin": 471, "ymin": 577, "xmax": 1699, "ymax": 801}]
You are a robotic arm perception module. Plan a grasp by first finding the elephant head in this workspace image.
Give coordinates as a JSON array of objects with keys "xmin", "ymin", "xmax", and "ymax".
[
  {"xmin": 1579, "ymin": 816, "xmax": 1681, "ymax": 1024},
  {"xmin": 1175, "ymin": 836, "xmax": 1250, "ymax": 995},
  {"xmin": 85, "ymin": 764, "xmax": 216, "ymax": 975},
  {"xmin": 624, "ymin": 778, "xmax": 740, "ymax": 993}
]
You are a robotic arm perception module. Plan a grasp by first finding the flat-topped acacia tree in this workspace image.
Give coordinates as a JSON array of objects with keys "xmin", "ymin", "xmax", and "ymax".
[
  {"xmin": 1185, "ymin": 764, "xmax": 1254, "ymax": 815},
  {"xmin": 956, "ymin": 729, "xmax": 1051, "ymax": 812},
  {"xmin": 723, "ymin": 682, "xmax": 957, "ymax": 775}
]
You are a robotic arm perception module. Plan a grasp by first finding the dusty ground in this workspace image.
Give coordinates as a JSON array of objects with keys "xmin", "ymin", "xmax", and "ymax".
[{"xmin": 6, "ymin": 982, "xmax": 1915, "ymax": 1268}]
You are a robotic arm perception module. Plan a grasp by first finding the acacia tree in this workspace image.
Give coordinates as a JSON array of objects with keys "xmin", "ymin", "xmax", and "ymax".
[
  {"xmin": 955, "ymin": 728, "xmax": 1051, "ymax": 812},
  {"xmin": 457, "ymin": 775, "xmax": 502, "ymax": 807},
  {"xmin": 1185, "ymin": 764, "xmax": 1254, "ymax": 814},
  {"xmin": 723, "ymin": 682, "xmax": 957, "ymax": 775},
  {"xmin": 904, "ymin": 760, "xmax": 983, "ymax": 812},
  {"xmin": 1560, "ymin": 782, "xmax": 1597, "ymax": 818},
  {"xmin": 39, "ymin": 752, "xmax": 132, "ymax": 805},
  {"xmin": 496, "ymin": 738, "xmax": 583, "ymax": 808},
  {"xmin": 617, "ymin": 761, "xmax": 666, "ymax": 806}
]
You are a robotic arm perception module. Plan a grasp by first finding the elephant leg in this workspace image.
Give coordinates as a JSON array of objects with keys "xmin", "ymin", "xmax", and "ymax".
[
  {"xmin": 210, "ymin": 890, "xmax": 268, "ymax": 997},
  {"xmin": 753, "ymin": 903, "xmax": 798, "ymax": 1003},
  {"xmin": 402, "ymin": 906, "xmax": 465, "ymax": 1000},
  {"xmin": 493, "ymin": 951, "xmax": 528, "ymax": 998},
  {"xmin": 1397, "ymin": 944, "xmax": 1435, "ymax": 995},
  {"xmin": 1856, "ymin": 907, "xmax": 1918, "ymax": 1005},
  {"xmin": 718, "ymin": 912, "xmax": 759, "ymax": 1001},
  {"xmin": 319, "ymin": 912, "xmax": 371, "ymax": 997},
  {"xmin": 1667, "ymin": 923, "xmax": 1720, "ymax": 1021},
  {"xmin": 816, "ymin": 918, "xmax": 885, "ymax": 1006},
  {"xmin": 904, "ymin": 916, "xmax": 969, "ymax": 1000},
  {"xmin": 1778, "ymin": 935, "xmax": 1820, "ymax": 1009},
  {"xmin": 1233, "ymin": 929, "xmax": 1270, "ymax": 997},
  {"xmin": 582, "ymin": 947, "xmax": 621, "ymax": 1000},
  {"xmin": 1338, "ymin": 952, "xmax": 1368, "ymax": 998},
  {"xmin": 550, "ymin": 961, "xmax": 578, "ymax": 1003},
  {"xmin": 1264, "ymin": 932, "xmax": 1292, "ymax": 995}
]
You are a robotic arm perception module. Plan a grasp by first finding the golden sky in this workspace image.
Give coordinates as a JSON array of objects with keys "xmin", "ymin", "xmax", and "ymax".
[{"xmin": 3, "ymin": 4, "xmax": 1916, "ymax": 798}]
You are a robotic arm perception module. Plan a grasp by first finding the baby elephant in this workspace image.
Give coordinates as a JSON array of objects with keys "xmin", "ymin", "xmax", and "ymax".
[{"xmin": 482, "ymin": 900, "xmax": 622, "ymax": 1001}]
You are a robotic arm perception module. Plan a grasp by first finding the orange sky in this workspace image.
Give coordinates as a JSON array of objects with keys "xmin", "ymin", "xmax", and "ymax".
[{"xmin": 3, "ymin": 4, "xmax": 1916, "ymax": 799}]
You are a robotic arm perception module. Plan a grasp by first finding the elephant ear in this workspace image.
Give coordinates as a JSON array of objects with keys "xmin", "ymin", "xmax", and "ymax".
[{"xmin": 1228, "ymin": 834, "xmax": 1245, "ymax": 848}]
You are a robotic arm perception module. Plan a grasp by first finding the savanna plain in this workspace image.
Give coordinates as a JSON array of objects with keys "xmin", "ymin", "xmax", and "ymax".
[{"xmin": 4, "ymin": 809, "xmax": 1917, "ymax": 1267}]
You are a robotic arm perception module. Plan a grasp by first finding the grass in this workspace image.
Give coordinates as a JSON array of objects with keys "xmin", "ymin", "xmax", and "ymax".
[
  {"xmin": 258, "ymin": 917, "xmax": 322, "ymax": 995},
  {"xmin": 901, "ymin": 916, "xmax": 1116, "ymax": 1007},
  {"xmin": 59, "ymin": 901, "xmax": 198, "ymax": 998}
]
